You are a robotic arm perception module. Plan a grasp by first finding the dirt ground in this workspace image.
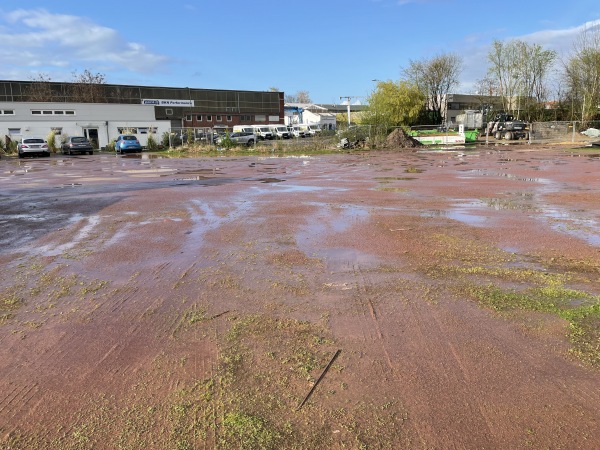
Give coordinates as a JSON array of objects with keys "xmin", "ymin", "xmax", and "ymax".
[{"xmin": 1, "ymin": 143, "xmax": 599, "ymax": 449}]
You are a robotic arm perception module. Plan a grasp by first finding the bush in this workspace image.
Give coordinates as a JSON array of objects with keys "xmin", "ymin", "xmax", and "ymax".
[
  {"xmin": 46, "ymin": 130, "xmax": 59, "ymax": 153},
  {"xmin": 161, "ymin": 131, "xmax": 170, "ymax": 147},
  {"xmin": 105, "ymin": 140, "xmax": 116, "ymax": 152},
  {"xmin": 147, "ymin": 133, "xmax": 159, "ymax": 151},
  {"xmin": 217, "ymin": 132, "xmax": 236, "ymax": 149}
]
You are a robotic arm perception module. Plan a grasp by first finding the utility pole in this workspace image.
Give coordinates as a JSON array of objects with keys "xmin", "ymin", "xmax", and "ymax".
[{"xmin": 340, "ymin": 95, "xmax": 359, "ymax": 127}]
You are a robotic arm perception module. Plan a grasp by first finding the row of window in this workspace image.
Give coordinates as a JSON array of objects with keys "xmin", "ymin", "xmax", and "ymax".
[
  {"xmin": 31, "ymin": 110, "xmax": 76, "ymax": 115},
  {"xmin": 183, "ymin": 114, "xmax": 273, "ymax": 123},
  {"xmin": 185, "ymin": 114, "xmax": 234, "ymax": 122}
]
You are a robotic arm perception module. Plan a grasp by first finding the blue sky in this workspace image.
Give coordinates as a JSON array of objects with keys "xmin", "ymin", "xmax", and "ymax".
[{"xmin": 1, "ymin": 0, "xmax": 599, "ymax": 104}]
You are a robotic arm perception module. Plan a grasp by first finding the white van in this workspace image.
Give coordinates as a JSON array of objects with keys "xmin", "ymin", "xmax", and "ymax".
[
  {"xmin": 307, "ymin": 124, "xmax": 322, "ymax": 136},
  {"xmin": 251, "ymin": 125, "xmax": 274, "ymax": 140},
  {"xmin": 268, "ymin": 125, "xmax": 291, "ymax": 139},
  {"xmin": 297, "ymin": 124, "xmax": 321, "ymax": 137},
  {"xmin": 233, "ymin": 125, "xmax": 255, "ymax": 134}
]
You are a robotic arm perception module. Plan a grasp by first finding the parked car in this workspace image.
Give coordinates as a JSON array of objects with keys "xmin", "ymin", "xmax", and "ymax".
[
  {"xmin": 62, "ymin": 136, "xmax": 93, "ymax": 155},
  {"xmin": 216, "ymin": 132, "xmax": 256, "ymax": 147},
  {"xmin": 18, "ymin": 137, "xmax": 50, "ymax": 158},
  {"xmin": 115, "ymin": 135, "xmax": 142, "ymax": 154}
]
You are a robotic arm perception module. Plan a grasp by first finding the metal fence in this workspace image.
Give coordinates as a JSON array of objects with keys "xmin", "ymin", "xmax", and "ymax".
[{"xmin": 529, "ymin": 121, "xmax": 600, "ymax": 145}]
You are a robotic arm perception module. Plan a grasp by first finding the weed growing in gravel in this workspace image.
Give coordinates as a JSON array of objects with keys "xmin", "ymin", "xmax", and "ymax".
[{"xmin": 463, "ymin": 280, "xmax": 600, "ymax": 366}]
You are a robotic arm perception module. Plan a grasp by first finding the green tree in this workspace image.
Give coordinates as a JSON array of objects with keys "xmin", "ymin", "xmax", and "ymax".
[{"xmin": 364, "ymin": 80, "xmax": 425, "ymax": 128}]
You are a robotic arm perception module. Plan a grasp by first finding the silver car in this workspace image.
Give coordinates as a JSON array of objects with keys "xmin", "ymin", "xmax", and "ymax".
[
  {"xmin": 216, "ymin": 132, "xmax": 256, "ymax": 147},
  {"xmin": 18, "ymin": 137, "xmax": 50, "ymax": 158}
]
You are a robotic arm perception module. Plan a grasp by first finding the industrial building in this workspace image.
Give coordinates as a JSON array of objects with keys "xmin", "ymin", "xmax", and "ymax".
[{"xmin": 0, "ymin": 80, "xmax": 284, "ymax": 149}]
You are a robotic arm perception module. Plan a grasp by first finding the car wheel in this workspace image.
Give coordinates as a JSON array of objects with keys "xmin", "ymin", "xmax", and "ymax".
[
  {"xmin": 68, "ymin": 149, "xmax": 72, "ymax": 155},
  {"xmin": 247, "ymin": 140, "xmax": 255, "ymax": 146},
  {"xmin": 89, "ymin": 151, "xmax": 93, "ymax": 155},
  {"xmin": 18, "ymin": 152, "xmax": 23, "ymax": 159}
]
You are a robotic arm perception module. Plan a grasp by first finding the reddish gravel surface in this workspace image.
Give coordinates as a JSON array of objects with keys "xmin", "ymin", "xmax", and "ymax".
[{"xmin": 1, "ymin": 145, "xmax": 599, "ymax": 448}]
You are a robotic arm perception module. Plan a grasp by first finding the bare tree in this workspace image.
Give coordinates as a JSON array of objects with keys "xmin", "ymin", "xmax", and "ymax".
[
  {"xmin": 487, "ymin": 39, "xmax": 556, "ymax": 120},
  {"xmin": 472, "ymin": 76, "xmax": 502, "ymax": 118},
  {"xmin": 70, "ymin": 69, "xmax": 107, "ymax": 103},
  {"xmin": 24, "ymin": 74, "xmax": 57, "ymax": 102},
  {"xmin": 562, "ymin": 27, "xmax": 600, "ymax": 122},
  {"xmin": 285, "ymin": 90, "xmax": 312, "ymax": 103},
  {"xmin": 403, "ymin": 53, "xmax": 462, "ymax": 124}
]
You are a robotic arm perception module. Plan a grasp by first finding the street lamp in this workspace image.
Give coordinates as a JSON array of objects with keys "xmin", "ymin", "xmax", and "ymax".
[{"xmin": 371, "ymin": 80, "xmax": 381, "ymax": 139}]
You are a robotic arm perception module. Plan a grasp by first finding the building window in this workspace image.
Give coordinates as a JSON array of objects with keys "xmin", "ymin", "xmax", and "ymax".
[
  {"xmin": 226, "ymin": 115, "xmax": 232, "ymax": 122},
  {"xmin": 206, "ymin": 115, "xmax": 212, "ymax": 121},
  {"xmin": 185, "ymin": 114, "xmax": 192, "ymax": 121},
  {"xmin": 8, "ymin": 128, "xmax": 21, "ymax": 135},
  {"xmin": 65, "ymin": 110, "xmax": 75, "ymax": 115},
  {"xmin": 216, "ymin": 115, "xmax": 222, "ymax": 122},
  {"xmin": 54, "ymin": 111, "xmax": 64, "ymax": 115},
  {"xmin": 241, "ymin": 115, "xmax": 252, "ymax": 122},
  {"xmin": 0, "ymin": 110, "xmax": 14, "ymax": 115},
  {"xmin": 255, "ymin": 115, "xmax": 266, "ymax": 122},
  {"xmin": 117, "ymin": 127, "xmax": 138, "ymax": 134},
  {"xmin": 32, "ymin": 110, "xmax": 42, "ymax": 115},
  {"xmin": 165, "ymin": 108, "xmax": 173, "ymax": 116},
  {"xmin": 42, "ymin": 110, "xmax": 52, "ymax": 115},
  {"xmin": 196, "ymin": 114, "xmax": 202, "ymax": 121}
]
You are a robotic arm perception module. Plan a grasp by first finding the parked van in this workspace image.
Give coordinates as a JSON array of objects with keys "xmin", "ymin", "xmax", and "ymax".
[
  {"xmin": 291, "ymin": 125, "xmax": 306, "ymax": 138},
  {"xmin": 307, "ymin": 124, "xmax": 322, "ymax": 136},
  {"xmin": 269, "ymin": 125, "xmax": 291, "ymax": 139},
  {"xmin": 233, "ymin": 125, "xmax": 255, "ymax": 134},
  {"xmin": 297, "ymin": 124, "xmax": 321, "ymax": 137},
  {"xmin": 251, "ymin": 125, "xmax": 274, "ymax": 140}
]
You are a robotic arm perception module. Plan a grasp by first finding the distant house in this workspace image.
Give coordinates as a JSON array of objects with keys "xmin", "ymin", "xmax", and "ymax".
[{"xmin": 284, "ymin": 102, "xmax": 367, "ymax": 130}]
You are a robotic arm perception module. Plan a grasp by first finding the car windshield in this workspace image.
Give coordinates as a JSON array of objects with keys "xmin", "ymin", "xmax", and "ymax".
[
  {"xmin": 24, "ymin": 138, "xmax": 44, "ymax": 143},
  {"xmin": 123, "ymin": 135, "xmax": 137, "ymax": 140},
  {"xmin": 72, "ymin": 137, "xmax": 88, "ymax": 143}
]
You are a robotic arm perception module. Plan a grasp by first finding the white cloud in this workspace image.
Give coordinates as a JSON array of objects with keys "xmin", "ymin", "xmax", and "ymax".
[
  {"xmin": 0, "ymin": 8, "xmax": 171, "ymax": 80},
  {"xmin": 458, "ymin": 19, "xmax": 600, "ymax": 94}
]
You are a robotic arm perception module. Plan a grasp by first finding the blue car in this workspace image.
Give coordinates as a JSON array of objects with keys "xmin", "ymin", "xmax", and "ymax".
[{"xmin": 115, "ymin": 135, "xmax": 142, "ymax": 154}]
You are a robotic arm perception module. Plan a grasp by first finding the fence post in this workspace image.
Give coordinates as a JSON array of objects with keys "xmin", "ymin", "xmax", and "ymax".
[{"xmin": 572, "ymin": 121, "xmax": 576, "ymax": 143}]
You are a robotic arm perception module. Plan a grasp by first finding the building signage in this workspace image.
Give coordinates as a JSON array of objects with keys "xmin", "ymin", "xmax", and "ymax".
[{"xmin": 142, "ymin": 99, "xmax": 194, "ymax": 107}]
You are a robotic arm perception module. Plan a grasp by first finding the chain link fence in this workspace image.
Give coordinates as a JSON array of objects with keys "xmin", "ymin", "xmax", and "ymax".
[
  {"xmin": 166, "ymin": 121, "xmax": 600, "ymax": 152},
  {"xmin": 529, "ymin": 121, "xmax": 600, "ymax": 145}
]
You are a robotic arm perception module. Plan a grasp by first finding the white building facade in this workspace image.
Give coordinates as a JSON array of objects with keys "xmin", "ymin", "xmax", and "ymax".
[{"xmin": 0, "ymin": 101, "xmax": 169, "ymax": 149}]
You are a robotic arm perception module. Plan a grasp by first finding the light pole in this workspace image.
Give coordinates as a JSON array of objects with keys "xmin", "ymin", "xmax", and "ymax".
[{"xmin": 371, "ymin": 80, "xmax": 381, "ymax": 141}]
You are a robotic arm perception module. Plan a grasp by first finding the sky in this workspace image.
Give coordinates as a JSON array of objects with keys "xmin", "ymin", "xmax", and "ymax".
[{"xmin": 1, "ymin": 0, "xmax": 599, "ymax": 104}]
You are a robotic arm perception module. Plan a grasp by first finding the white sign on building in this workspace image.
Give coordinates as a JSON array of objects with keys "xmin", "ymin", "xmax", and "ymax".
[{"xmin": 142, "ymin": 99, "xmax": 194, "ymax": 107}]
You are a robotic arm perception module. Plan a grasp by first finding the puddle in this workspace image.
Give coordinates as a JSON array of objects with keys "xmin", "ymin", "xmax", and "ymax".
[
  {"xmin": 318, "ymin": 247, "xmax": 381, "ymax": 272},
  {"xmin": 258, "ymin": 178, "xmax": 284, "ymax": 183},
  {"xmin": 423, "ymin": 201, "xmax": 488, "ymax": 227},
  {"xmin": 541, "ymin": 206, "xmax": 600, "ymax": 246}
]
